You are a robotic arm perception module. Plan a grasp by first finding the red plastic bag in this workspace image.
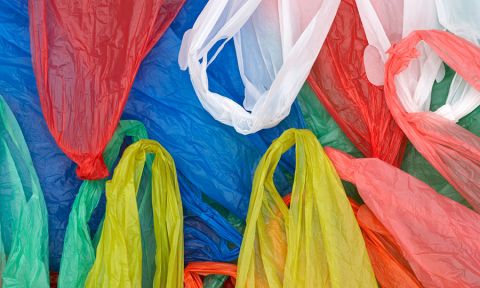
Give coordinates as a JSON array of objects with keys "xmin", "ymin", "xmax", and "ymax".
[
  {"xmin": 184, "ymin": 262, "xmax": 237, "ymax": 288},
  {"xmin": 384, "ymin": 30, "xmax": 480, "ymax": 211},
  {"xmin": 308, "ymin": 0, "xmax": 406, "ymax": 166},
  {"xmin": 29, "ymin": 0, "xmax": 185, "ymax": 179},
  {"xmin": 326, "ymin": 147, "xmax": 480, "ymax": 287}
]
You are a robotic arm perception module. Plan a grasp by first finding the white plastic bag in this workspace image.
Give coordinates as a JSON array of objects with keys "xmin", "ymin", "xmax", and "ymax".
[{"xmin": 179, "ymin": 0, "xmax": 340, "ymax": 134}]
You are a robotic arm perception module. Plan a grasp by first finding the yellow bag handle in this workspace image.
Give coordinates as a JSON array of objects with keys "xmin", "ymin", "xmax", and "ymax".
[
  {"xmin": 236, "ymin": 129, "xmax": 376, "ymax": 287},
  {"xmin": 85, "ymin": 139, "xmax": 184, "ymax": 288}
]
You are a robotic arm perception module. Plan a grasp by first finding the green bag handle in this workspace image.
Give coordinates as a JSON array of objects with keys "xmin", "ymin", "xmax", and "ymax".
[
  {"xmin": 58, "ymin": 120, "xmax": 149, "ymax": 288},
  {"xmin": 236, "ymin": 129, "xmax": 376, "ymax": 287},
  {"xmin": 0, "ymin": 96, "xmax": 49, "ymax": 287},
  {"xmin": 85, "ymin": 139, "xmax": 184, "ymax": 288}
]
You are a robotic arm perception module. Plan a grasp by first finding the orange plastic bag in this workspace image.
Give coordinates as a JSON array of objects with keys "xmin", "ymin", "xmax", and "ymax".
[
  {"xmin": 184, "ymin": 262, "xmax": 237, "ymax": 288},
  {"xmin": 327, "ymin": 147, "xmax": 480, "ymax": 287}
]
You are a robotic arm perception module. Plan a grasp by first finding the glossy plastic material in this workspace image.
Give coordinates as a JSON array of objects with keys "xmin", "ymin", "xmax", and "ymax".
[
  {"xmin": 178, "ymin": 0, "xmax": 340, "ymax": 134},
  {"xmin": 86, "ymin": 140, "xmax": 183, "ymax": 287},
  {"xmin": 384, "ymin": 30, "xmax": 480, "ymax": 211},
  {"xmin": 184, "ymin": 262, "xmax": 237, "ymax": 288},
  {"xmin": 0, "ymin": 96, "xmax": 49, "ymax": 287},
  {"xmin": 29, "ymin": 0, "xmax": 185, "ymax": 179},
  {"xmin": 327, "ymin": 147, "xmax": 480, "ymax": 287},
  {"xmin": 308, "ymin": 0, "xmax": 406, "ymax": 166},
  {"xmin": 236, "ymin": 129, "xmax": 376, "ymax": 287},
  {"xmin": 58, "ymin": 121, "xmax": 150, "ymax": 288}
]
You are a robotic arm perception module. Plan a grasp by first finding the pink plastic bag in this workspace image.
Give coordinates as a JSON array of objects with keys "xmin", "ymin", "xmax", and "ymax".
[
  {"xmin": 326, "ymin": 147, "xmax": 480, "ymax": 287},
  {"xmin": 384, "ymin": 30, "xmax": 480, "ymax": 211}
]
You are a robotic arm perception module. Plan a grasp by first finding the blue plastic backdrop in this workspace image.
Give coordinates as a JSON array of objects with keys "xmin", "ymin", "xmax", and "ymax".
[{"xmin": 0, "ymin": 0, "xmax": 305, "ymax": 269}]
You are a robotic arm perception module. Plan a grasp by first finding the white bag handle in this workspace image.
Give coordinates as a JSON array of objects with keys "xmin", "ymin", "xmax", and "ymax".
[{"xmin": 179, "ymin": 0, "xmax": 340, "ymax": 134}]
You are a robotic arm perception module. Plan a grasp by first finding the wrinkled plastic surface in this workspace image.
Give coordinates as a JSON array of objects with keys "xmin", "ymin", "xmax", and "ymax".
[
  {"xmin": 436, "ymin": 0, "xmax": 480, "ymax": 44},
  {"xmin": 0, "ymin": 95, "xmax": 49, "ymax": 287},
  {"xmin": 0, "ymin": 0, "xmax": 302, "ymax": 268},
  {"xmin": 29, "ymin": 0, "xmax": 186, "ymax": 179},
  {"xmin": 384, "ymin": 30, "xmax": 480, "ymax": 211},
  {"xmin": 178, "ymin": 0, "xmax": 339, "ymax": 134},
  {"xmin": 236, "ymin": 129, "xmax": 376, "ymax": 287},
  {"xmin": 327, "ymin": 147, "xmax": 480, "ymax": 287},
  {"xmin": 86, "ymin": 140, "xmax": 183, "ymax": 287},
  {"xmin": 308, "ymin": 0, "xmax": 406, "ymax": 166},
  {"xmin": 184, "ymin": 262, "xmax": 237, "ymax": 288},
  {"xmin": 58, "ymin": 120, "xmax": 151, "ymax": 288}
]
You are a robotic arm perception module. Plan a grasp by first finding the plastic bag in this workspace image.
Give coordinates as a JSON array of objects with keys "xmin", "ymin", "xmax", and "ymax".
[
  {"xmin": 86, "ymin": 139, "xmax": 183, "ymax": 287},
  {"xmin": 384, "ymin": 30, "xmax": 480, "ymax": 211},
  {"xmin": 29, "ymin": 0, "xmax": 185, "ymax": 179},
  {"xmin": 0, "ymin": 95, "xmax": 49, "ymax": 287},
  {"xmin": 184, "ymin": 262, "xmax": 237, "ymax": 288},
  {"xmin": 236, "ymin": 129, "xmax": 376, "ymax": 287},
  {"xmin": 58, "ymin": 120, "xmax": 151, "ymax": 288},
  {"xmin": 1, "ymin": 0, "xmax": 253, "ymax": 267},
  {"xmin": 435, "ymin": 0, "xmax": 480, "ymax": 44},
  {"xmin": 178, "ymin": 0, "xmax": 340, "ymax": 134},
  {"xmin": 308, "ymin": 0, "xmax": 406, "ymax": 166},
  {"xmin": 326, "ymin": 147, "xmax": 480, "ymax": 287}
]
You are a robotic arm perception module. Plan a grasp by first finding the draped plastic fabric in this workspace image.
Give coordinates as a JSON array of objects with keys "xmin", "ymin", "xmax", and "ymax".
[
  {"xmin": 326, "ymin": 147, "xmax": 480, "ymax": 287},
  {"xmin": 308, "ymin": 0, "xmax": 406, "ymax": 166},
  {"xmin": 0, "ymin": 96, "xmax": 49, "ymax": 287},
  {"xmin": 86, "ymin": 140, "xmax": 183, "ymax": 288},
  {"xmin": 178, "ymin": 0, "xmax": 340, "ymax": 134},
  {"xmin": 58, "ymin": 121, "xmax": 152, "ymax": 288},
  {"xmin": 236, "ymin": 129, "xmax": 376, "ymax": 287},
  {"xmin": 384, "ymin": 30, "xmax": 480, "ymax": 212},
  {"xmin": 2, "ymin": 0, "xmax": 290, "ymax": 268},
  {"xmin": 184, "ymin": 262, "xmax": 237, "ymax": 288},
  {"xmin": 29, "ymin": 0, "xmax": 185, "ymax": 179}
]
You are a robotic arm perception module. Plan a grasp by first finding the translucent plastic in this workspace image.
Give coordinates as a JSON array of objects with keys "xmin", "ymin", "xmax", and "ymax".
[
  {"xmin": 58, "ymin": 121, "xmax": 150, "ymax": 288},
  {"xmin": 0, "ymin": 95, "xmax": 49, "ymax": 287},
  {"xmin": 308, "ymin": 0, "xmax": 406, "ymax": 166},
  {"xmin": 85, "ymin": 140, "xmax": 183, "ymax": 287},
  {"xmin": 384, "ymin": 30, "xmax": 480, "ymax": 212},
  {"xmin": 29, "ymin": 0, "xmax": 185, "ymax": 179},
  {"xmin": 178, "ymin": 0, "xmax": 340, "ymax": 134},
  {"xmin": 184, "ymin": 262, "xmax": 237, "ymax": 288},
  {"xmin": 236, "ymin": 129, "xmax": 376, "ymax": 287},
  {"xmin": 327, "ymin": 147, "xmax": 480, "ymax": 287}
]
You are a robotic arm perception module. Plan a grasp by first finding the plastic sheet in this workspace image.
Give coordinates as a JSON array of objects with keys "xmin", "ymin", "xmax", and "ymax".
[
  {"xmin": 178, "ymin": 0, "xmax": 339, "ymax": 134},
  {"xmin": 308, "ymin": 0, "xmax": 407, "ymax": 166},
  {"xmin": 0, "ymin": 95, "xmax": 49, "ymax": 287},
  {"xmin": 58, "ymin": 121, "xmax": 150, "ymax": 288},
  {"xmin": 236, "ymin": 129, "xmax": 376, "ymax": 287},
  {"xmin": 184, "ymin": 262, "xmax": 237, "ymax": 288},
  {"xmin": 327, "ymin": 147, "xmax": 480, "ymax": 287},
  {"xmin": 29, "ymin": 0, "xmax": 185, "ymax": 179},
  {"xmin": 384, "ymin": 30, "xmax": 480, "ymax": 211},
  {"xmin": 86, "ymin": 140, "xmax": 183, "ymax": 288}
]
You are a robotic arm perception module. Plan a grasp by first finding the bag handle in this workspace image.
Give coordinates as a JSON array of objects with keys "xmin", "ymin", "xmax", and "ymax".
[
  {"xmin": 184, "ymin": 262, "xmax": 237, "ymax": 288},
  {"xmin": 85, "ymin": 139, "xmax": 183, "ymax": 288}
]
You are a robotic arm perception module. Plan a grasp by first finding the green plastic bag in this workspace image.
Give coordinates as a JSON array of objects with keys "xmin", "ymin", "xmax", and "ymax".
[
  {"xmin": 0, "ymin": 96, "xmax": 49, "ymax": 287},
  {"xmin": 401, "ymin": 65, "xmax": 480, "ymax": 207},
  {"xmin": 236, "ymin": 129, "xmax": 376, "ymax": 287},
  {"xmin": 58, "ymin": 120, "xmax": 152, "ymax": 287},
  {"xmin": 85, "ymin": 139, "xmax": 183, "ymax": 287}
]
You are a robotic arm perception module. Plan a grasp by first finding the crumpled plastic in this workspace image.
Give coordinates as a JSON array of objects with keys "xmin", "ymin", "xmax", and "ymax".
[
  {"xmin": 327, "ymin": 147, "xmax": 480, "ymax": 287},
  {"xmin": 58, "ymin": 120, "xmax": 153, "ymax": 288},
  {"xmin": 86, "ymin": 139, "xmax": 184, "ymax": 288},
  {"xmin": 236, "ymin": 129, "xmax": 376, "ymax": 287},
  {"xmin": 178, "ymin": 0, "xmax": 339, "ymax": 134},
  {"xmin": 308, "ymin": 0, "xmax": 407, "ymax": 166},
  {"xmin": 184, "ymin": 262, "xmax": 237, "ymax": 288},
  {"xmin": 0, "ymin": 95, "xmax": 49, "ymax": 287},
  {"xmin": 384, "ymin": 30, "xmax": 480, "ymax": 212},
  {"xmin": 0, "ymin": 0, "xmax": 302, "ymax": 269},
  {"xmin": 29, "ymin": 0, "xmax": 185, "ymax": 179}
]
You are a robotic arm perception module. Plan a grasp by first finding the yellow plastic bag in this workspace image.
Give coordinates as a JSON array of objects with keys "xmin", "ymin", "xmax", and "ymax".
[
  {"xmin": 236, "ymin": 129, "xmax": 377, "ymax": 287},
  {"xmin": 85, "ymin": 139, "xmax": 184, "ymax": 288}
]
